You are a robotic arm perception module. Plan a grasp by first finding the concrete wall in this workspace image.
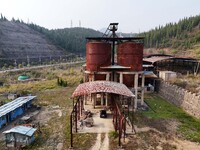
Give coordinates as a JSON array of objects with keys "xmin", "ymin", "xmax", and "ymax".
[{"xmin": 158, "ymin": 81, "xmax": 200, "ymax": 118}]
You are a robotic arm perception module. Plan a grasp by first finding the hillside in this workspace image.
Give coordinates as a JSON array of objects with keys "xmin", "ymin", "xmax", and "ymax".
[
  {"xmin": 0, "ymin": 20, "xmax": 68, "ymax": 62},
  {"xmin": 0, "ymin": 17, "xmax": 102, "ymax": 68},
  {"xmin": 27, "ymin": 23, "xmax": 103, "ymax": 55},
  {"xmin": 140, "ymin": 14, "xmax": 200, "ymax": 58}
]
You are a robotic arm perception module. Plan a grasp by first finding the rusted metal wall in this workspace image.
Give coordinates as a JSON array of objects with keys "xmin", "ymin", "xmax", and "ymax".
[
  {"xmin": 86, "ymin": 42, "xmax": 111, "ymax": 72},
  {"xmin": 94, "ymin": 74, "xmax": 107, "ymax": 81},
  {"xmin": 122, "ymin": 74, "xmax": 135, "ymax": 87},
  {"xmin": 117, "ymin": 42, "xmax": 143, "ymax": 87},
  {"xmin": 117, "ymin": 42, "xmax": 143, "ymax": 71}
]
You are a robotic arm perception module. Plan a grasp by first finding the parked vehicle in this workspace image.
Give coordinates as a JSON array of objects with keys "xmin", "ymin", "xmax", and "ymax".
[{"xmin": 100, "ymin": 110, "xmax": 107, "ymax": 118}]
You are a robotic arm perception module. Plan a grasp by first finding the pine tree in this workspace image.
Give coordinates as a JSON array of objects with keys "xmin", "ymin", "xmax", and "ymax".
[{"xmin": 0, "ymin": 13, "xmax": 3, "ymax": 20}]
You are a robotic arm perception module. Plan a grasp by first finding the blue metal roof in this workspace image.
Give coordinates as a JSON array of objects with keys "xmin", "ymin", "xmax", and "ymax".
[
  {"xmin": 3, "ymin": 126, "xmax": 37, "ymax": 136},
  {"xmin": 144, "ymin": 71, "xmax": 154, "ymax": 75},
  {"xmin": 0, "ymin": 96, "xmax": 36, "ymax": 118}
]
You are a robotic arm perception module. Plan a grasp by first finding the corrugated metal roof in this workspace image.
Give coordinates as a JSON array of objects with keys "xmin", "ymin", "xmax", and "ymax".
[
  {"xmin": 143, "ymin": 64, "xmax": 154, "ymax": 68},
  {"xmin": 143, "ymin": 56, "xmax": 173, "ymax": 64},
  {"xmin": 144, "ymin": 71, "xmax": 158, "ymax": 78},
  {"xmin": 3, "ymin": 126, "xmax": 37, "ymax": 136},
  {"xmin": 0, "ymin": 96, "xmax": 36, "ymax": 118},
  {"xmin": 143, "ymin": 56, "xmax": 197, "ymax": 64},
  {"xmin": 72, "ymin": 81, "xmax": 135, "ymax": 98}
]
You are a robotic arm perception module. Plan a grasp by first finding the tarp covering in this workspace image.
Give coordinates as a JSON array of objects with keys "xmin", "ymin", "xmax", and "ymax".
[{"xmin": 72, "ymin": 81, "xmax": 135, "ymax": 98}]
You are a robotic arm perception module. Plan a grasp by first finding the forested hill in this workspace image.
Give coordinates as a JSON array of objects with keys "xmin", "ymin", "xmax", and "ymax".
[
  {"xmin": 140, "ymin": 14, "xmax": 200, "ymax": 51},
  {"xmin": 27, "ymin": 24, "xmax": 103, "ymax": 55}
]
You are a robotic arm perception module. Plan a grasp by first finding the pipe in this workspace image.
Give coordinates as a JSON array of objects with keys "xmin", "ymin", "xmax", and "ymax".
[
  {"xmin": 118, "ymin": 116, "xmax": 121, "ymax": 147},
  {"xmin": 70, "ymin": 113, "xmax": 73, "ymax": 148},
  {"xmin": 112, "ymin": 40, "xmax": 115, "ymax": 65}
]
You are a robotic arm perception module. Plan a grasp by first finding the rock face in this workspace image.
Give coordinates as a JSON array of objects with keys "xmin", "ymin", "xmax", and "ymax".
[{"xmin": 0, "ymin": 20, "xmax": 67, "ymax": 65}]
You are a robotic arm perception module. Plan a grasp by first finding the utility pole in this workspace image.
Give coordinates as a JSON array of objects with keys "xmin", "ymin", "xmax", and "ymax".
[
  {"xmin": 27, "ymin": 55, "xmax": 30, "ymax": 67},
  {"xmin": 71, "ymin": 20, "xmax": 73, "ymax": 28},
  {"xmin": 50, "ymin": 56, "xmax": 52, "ymax": 64},
  {"xmin": 79, "ymin": 20, "xmax": 81, "ymax": 27},
  {"xmin": 14, "ymin": 59, "xmax": 17, "ymax": 68},
  {"xmin": 39, "ymin": 56, "xmax": 41, "ymax": 65},
  {"xmin": 60, "ymin": 56, "xmax": 62, "ymax": 63}
]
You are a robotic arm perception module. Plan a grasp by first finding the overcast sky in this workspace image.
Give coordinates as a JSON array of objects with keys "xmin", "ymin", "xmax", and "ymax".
[{"xmin": 1, "ymin": 0, "xmax": 200, "ymax": 33}]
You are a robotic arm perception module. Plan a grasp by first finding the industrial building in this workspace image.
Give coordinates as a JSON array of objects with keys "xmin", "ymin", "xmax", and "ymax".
[
  {"xmin": 70, "ymin": 23, "xmax": 145, "ymax": 148},
  {"xmin": 69, "ymin": 23, "xmax": 200, "ymax": 149},
  {"xmin": 0, "ymin": 96, "xmax": 36, "ymax": 129},
  {"xmin": 83, "ymin": 23, "xmax": 145, "ymax": 109},
  {"xmin": 143, "ymin": 54, "xmax": 198, "ymax": 74}
]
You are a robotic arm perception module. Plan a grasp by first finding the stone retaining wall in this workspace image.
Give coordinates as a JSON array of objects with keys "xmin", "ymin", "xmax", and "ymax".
[{"xmin": 158, "ymin": 81, "xmax": 200, "ymax": 118}]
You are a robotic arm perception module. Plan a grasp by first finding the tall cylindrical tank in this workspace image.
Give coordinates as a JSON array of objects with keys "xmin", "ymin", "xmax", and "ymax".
[
  {"xmin": 117, "ymin": 42, "xmax": 143, "ymax": 87},
  {"xmin": 117, "ymin": 42, "xmax": 143, "ymax": 71},
  {"xmin": 86, "ymin": 42, "xmax": 111, "ymax": 72}
]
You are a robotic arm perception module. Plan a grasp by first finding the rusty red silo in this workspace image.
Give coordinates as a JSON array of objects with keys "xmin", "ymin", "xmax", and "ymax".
[
  {"xmin": 117, "ymin": 42, "xmax": 143, "ymax": 71},
  {"xmin": 86, "ymin": 42, "xmax": 111, "ymax": 72},
  {"xmin": 95, "ymin": 74, "xmax": 106, "ymax": 81},
  {"xmin": 117, "ymin": 42, "xmax": 143, "ymax": 87}
]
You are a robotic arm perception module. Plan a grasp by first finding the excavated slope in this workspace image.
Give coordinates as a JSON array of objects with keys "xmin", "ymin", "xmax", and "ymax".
[{"xmin": 0, "ymin": 21, "xmax": 67, "ymax": 59}]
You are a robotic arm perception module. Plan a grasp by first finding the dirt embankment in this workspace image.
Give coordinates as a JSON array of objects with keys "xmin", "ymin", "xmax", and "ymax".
[{"xmin": 0, "ymin": 20, "xmax": 67, "ymax": 61}]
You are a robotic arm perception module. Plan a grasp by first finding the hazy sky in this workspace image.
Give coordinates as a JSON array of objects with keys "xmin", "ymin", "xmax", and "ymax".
[{"xmin": 1, "ymin": 0, "xmax": 200, "ymax": 33}]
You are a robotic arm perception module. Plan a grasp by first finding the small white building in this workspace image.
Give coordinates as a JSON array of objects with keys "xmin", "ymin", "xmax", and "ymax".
[
  {"xmin": 3, "ymin": 126, "xmax": 37, "ymax": 148},
  {"xmin": 159, "ymin": 71, "xmax": 177, "ymax": 81}
]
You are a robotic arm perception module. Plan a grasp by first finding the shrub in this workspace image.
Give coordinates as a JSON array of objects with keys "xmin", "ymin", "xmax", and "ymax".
[
  {"xmin": 174, "ymin": 80, "xmax": 187, "ymax": 88},
  {"xmin": 57, "ymin": 77, "xmax": 68, "ymax": 87},
  {"xmin": 109, "ymin": 131, "xmax": 118, "ymax": 139},
  {"xmin": 69, "ymin": 68, "xmax": 75, "ymax": 75},
  {"xmin": 172, "ymin": 49, "xmax": 178, "ymax": 54}
]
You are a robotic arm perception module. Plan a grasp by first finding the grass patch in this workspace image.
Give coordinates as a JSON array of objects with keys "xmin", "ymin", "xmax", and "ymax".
[
  {"xmin": 73, "ymin": 133, "xmax": 97, "ymax": 150},
  {"xmin": 170, "ymin": 74, "xmax": 200, "ymax": 93},
  {"xmin": 62, "ymin": 114, "xmax": 97, "ymax": 150},
  {"xmin": 142, "ymin": 93, "xmax": 200, "ymax": 142},
  {"xmin": 0, "ymin": 65, "xmax": 82, "ymax": 94},
  {"xmin": 35, "ymin": 87, "xmax": 75, "ymax": 107},
  {"xmin": 0, "ymin": 140, "xmax": 6, "ymax": 149},
  {"xmin": 62, "ymin": 114, "xmax": 97, "ymax": 149},
  {"xmin": 101, "ymin": 133, "xmax": 105, "ymax": 143},
  {"xmin": 23, "ymin": 125, "xmax": 51, "ymax": 150},
  {"xmin": 0, "ymin": 64, "xmax": 90, "ymax": 149},
  {"xmin": 0, "ymin": 99, "xmax": 12, "ymax": 106},
  {"xmin": 109, "ymin": 131, "xmax": 118, "ymax": 139},
  {"xmin": 143, "ymin": 94, "xmax": 183, "ymax": 119},
  {"xmin": 109, "ymin": 131, "xmax": 119, "ymax": 150}
]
